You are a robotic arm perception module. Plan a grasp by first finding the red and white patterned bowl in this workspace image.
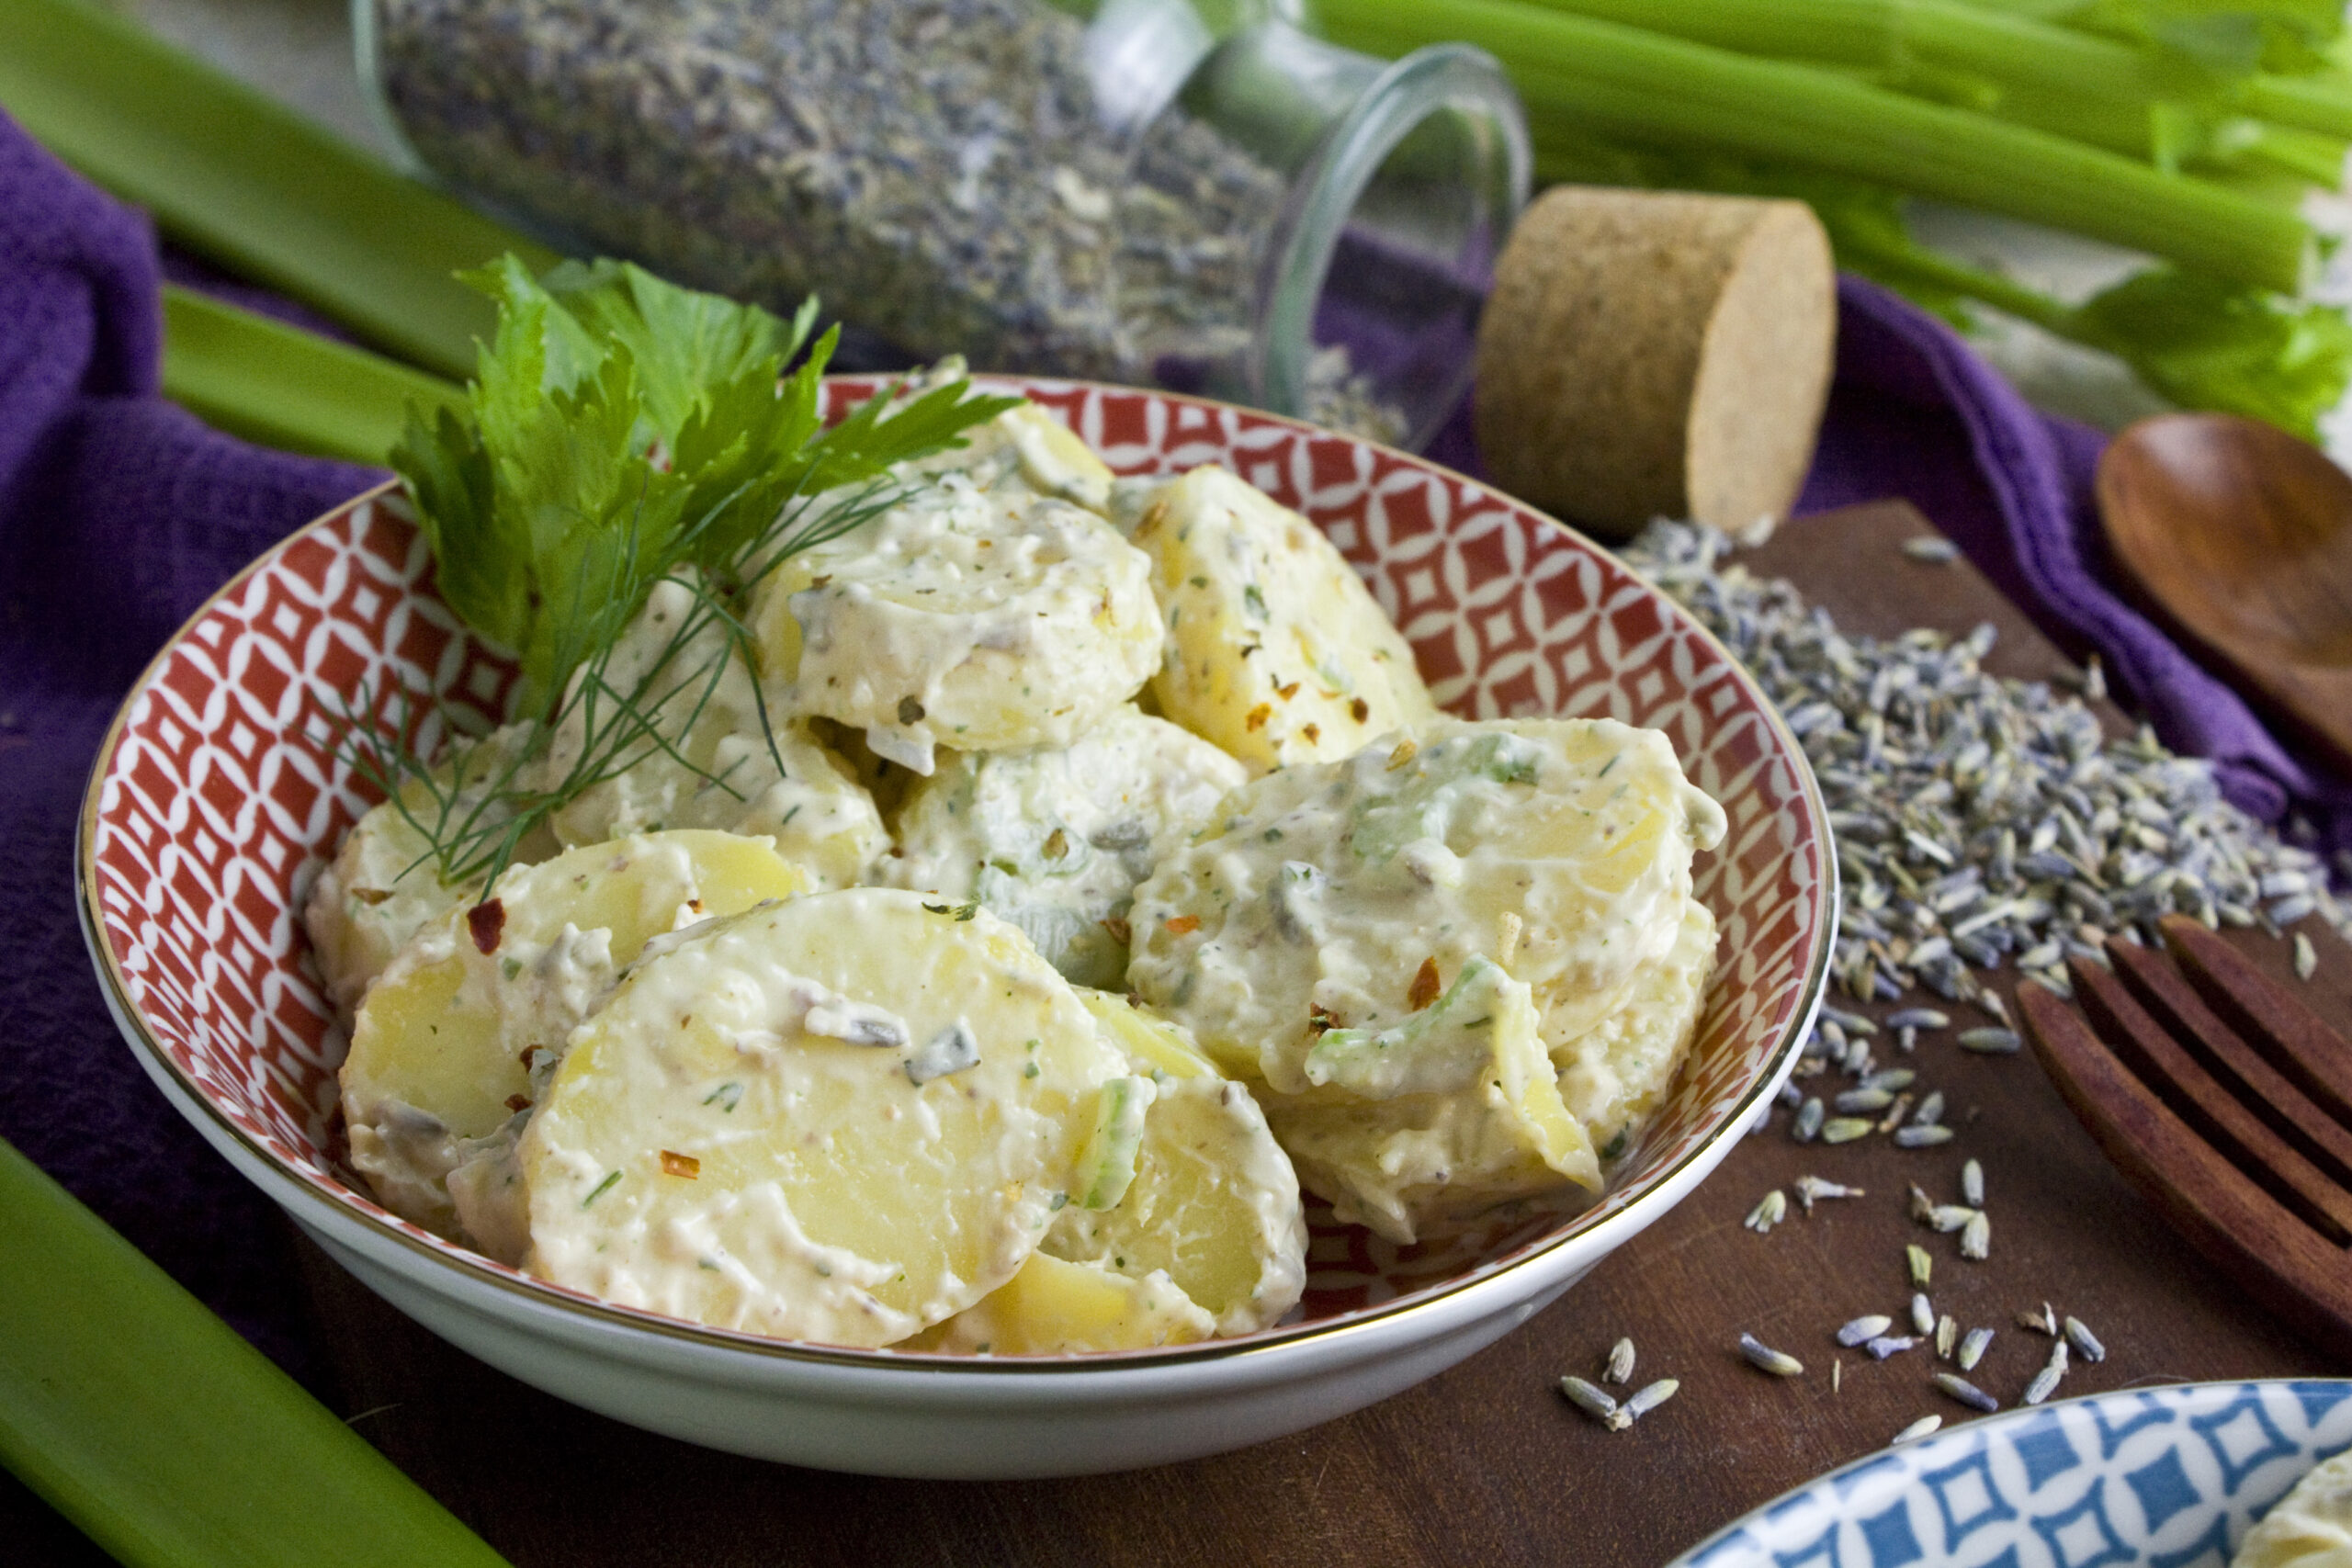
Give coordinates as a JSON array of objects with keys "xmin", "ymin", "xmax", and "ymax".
[{"xmin": 79, "ymin": 378, "xmax": 1833, "ymax": 1477}]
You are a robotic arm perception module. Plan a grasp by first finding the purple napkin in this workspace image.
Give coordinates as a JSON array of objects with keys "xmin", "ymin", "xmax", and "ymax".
[
  {"xmin": 0, "ymin": 110, "xmax": 380, "ymax": 1382},
  {"xmin": 1801, "ymin": 277, "xmax": 2352, "ymax": 868}
]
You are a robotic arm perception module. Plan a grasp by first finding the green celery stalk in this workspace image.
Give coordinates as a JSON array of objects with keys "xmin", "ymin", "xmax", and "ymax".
[
  {"xmin": 0, "ymin": 1136, "xmax": 512, "ymax": 1568},
  {"xmin": 0, "ymin": 0, "xmax": 556, "ymax": 380},
  {"xmin": 162, "ymin": 287, "xmax": 464, "ymax": 466},
  {"xmin": 2245, "ymin": 69, "xmax": 2352, "ymax": 137},
  {"xmin": 1308, "ymin": 0, "xmax": 2313, "ymax": 290}
]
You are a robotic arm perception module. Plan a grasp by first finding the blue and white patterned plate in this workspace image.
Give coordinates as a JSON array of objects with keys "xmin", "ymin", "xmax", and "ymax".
[{"xmin": 1676, "ymin": 1382, "xmax": 2352, "ymax": 1568}]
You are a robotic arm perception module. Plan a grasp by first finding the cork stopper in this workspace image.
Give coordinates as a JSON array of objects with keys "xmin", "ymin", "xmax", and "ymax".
[{"xmin": 1474, "ymin": 186, "xmax": 1837, "ymax": 541}]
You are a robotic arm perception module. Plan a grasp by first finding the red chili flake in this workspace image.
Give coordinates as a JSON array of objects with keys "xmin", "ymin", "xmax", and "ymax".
[
  {"xmin": 1351, "ymin": 697, "xmax": 1370, "ymax": 723},
  {"xmin": 1307, "ymin": 1004, "xmax": 1340, "ymax": 1036},
  {"xmin": 1101, "ymin": 916, "xmax": 1133, "ymax": 947},
  {"xmin": 1164, "ymin": 915, "xmax": 1201, "ymax": 935},
  {"xmin": 1275, "ymin": 682, "xmax": 1300, "ymax": 700},
  {"xmin": 351, "ymin": 886, "xmax": 393, "ymax": 907},
  {"xmin": 1244, "ymin": 704, "xmax": 1272, "ymax": 732},
  {"xmin": 1301, "ymin": 723, "xmax": 1321, "ymax": 744},
  {"xmin": 504, "ymin": 1094, "xmax": 532, "ymax": 1113},
  {"xmin": 660, "ymin": 1150, "xmax": 701, "ymax": 1179},
  {"xmin": 519, "ymin": 1043, "xmax": 546, "ymax": 1069},
  {"xmin": 1408, "ymin": 956, "xmax": 1442, "ymax": 1010},
  {"xmin": 467, "ymin": 897, "xmax": 506, "ymax": 955}
]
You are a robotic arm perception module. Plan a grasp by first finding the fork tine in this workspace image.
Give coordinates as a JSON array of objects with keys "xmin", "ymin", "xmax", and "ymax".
[
  {"xmin": 2071, "ymin": 958, "xmax": 2352, "ymax": 1245},
  {"xmin": 2104, "ymin": 939, "xmax": 2352, "ymax": 1190},
  {"xmin": 2161, "ymin": 916, "xmax": 2352, "ymax": 1127},
  {"xmin": 2018, "ymin": 980, "xmax": 2352, "ymax": 1360}
]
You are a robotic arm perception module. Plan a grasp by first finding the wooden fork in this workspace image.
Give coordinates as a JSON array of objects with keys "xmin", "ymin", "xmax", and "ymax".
[{"xmin": 2018, "ymin": 913, "xmax": 2352, "ymax": 1359}]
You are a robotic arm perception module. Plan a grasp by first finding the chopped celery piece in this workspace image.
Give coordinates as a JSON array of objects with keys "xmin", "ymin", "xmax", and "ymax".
[{"xmin": 1305, "ymin": 956, "xmax": 1517, "ymax": 1098}]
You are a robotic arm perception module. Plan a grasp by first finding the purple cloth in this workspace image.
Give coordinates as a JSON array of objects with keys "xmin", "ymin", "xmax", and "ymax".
[
  {"xmin": 1801, "ymin": 278, "xmax": 2352, "ymax": 864},
  {"xmin": 0, "ymin": 111, "xmax": 380, "ymax": 1381},
  {"xmin": 3, "ymin": 102, "xmax": 2346, "ymax": 1397}
]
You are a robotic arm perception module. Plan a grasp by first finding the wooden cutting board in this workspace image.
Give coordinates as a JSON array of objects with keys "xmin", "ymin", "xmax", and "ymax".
[{"xmin": 12, "ymin": 501, "xmax": 2347, "ymax": 1568}]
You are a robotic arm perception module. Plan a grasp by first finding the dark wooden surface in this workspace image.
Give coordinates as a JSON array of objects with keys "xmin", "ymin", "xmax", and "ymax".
[{"xmin": 14, "ymin": 501, "xmax": 2350, "ymax": 1567}]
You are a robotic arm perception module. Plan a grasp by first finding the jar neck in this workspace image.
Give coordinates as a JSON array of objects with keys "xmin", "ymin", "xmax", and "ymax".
[{"xmin": 1176, "ymin": 22, "xmax": 1530, "ymax": 448}]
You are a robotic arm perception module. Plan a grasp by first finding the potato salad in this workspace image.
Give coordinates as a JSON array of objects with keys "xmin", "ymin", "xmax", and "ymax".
[{"xmin": 311, "ymin": 399, "xmax": 1724, "ymax": 1354}]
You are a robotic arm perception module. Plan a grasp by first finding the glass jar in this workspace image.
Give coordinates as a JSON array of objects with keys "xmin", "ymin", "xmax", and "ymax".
[{"xmin": 355, "ymin": 0, "xmax": 1528, "ymax": 447}]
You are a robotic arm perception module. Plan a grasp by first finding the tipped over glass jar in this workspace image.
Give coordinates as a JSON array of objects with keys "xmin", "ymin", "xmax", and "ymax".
[{"xmin": 356, "ymin": 0, "xmax": 1529, "ymax": 448}]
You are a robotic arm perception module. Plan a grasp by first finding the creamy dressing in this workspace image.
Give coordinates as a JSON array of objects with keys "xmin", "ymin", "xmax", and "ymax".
[
  {"xmin": 543, "ymin": 574, "xmax": 888, "ymax": 888},
  {"xmin": 520, "ymin": 890, "xmax": 1125, "ymax": 1346},
  {"xmin": 885, "ymin": 704, "xmax": 1247, "ymax": 987},
  {"xmin": 753, "ymin": 468, "xmax": 1159, "ymax": 772},
  {"xmin": 1136, "ymin": 465, "xmax": 1437, "ymax": 773},
  {"xmin": 303, "ymin": 724, "xmax": 560, "ymax": 1009},
  {"xmin": 1128, "ymin": 718, "xmax": 1724, "ymax": 1097}
]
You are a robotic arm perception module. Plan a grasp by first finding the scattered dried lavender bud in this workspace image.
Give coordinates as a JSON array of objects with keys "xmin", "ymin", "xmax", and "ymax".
[
  {"xmin": 1866, "ymin": 1335, "xmax": 1919, "ymax": 1360},
  {"xmin": 1961, "ymin": 1157, "xmax": 1984, "ymax": 1208},
  {"xmin": 1623, "ymin": 1379, "xmax": 1679, "ymax": 1420},
  {"xmin": 1838, "ymin": 1314, "xmax": 1894, "ymax": 1348},
  {"xmin": 1746, "ymin": 1190, "xmax": 1789, "ymax": 1234},
  {"xmin": 1739, "ymin": 1334, "xmax": 1805, "ymax": 1378},
  {"xmin": 1895, "ymin": 1124, "xmax": 1954, "ymax": 1148},
  {"xmin": 1605, "ymin": 1337, "xmax": 1636, "ymax": 1385},
  {"xmin": 2064, "ymin": 1315, "xmax": 2107, "ymax": 1362},
  {"xmin": 1559, "ymin": 1375, "xmax": 1620, "ymax": 1423},
  {"xmin": 1961, "ymin": 1211, "xmax": 1991, "ymax": 1260},
  {"xmin": 1933, "ymin": 1372, "xmax": 2000, "ymax": 1414},
  {"xmin": 1894, "ymin": 1415, "xmax": 1943, "ymax": 1443},
  {"xmin": 1912, "ymin": 1292, "xmax": 1937, "ymax": 1336}
]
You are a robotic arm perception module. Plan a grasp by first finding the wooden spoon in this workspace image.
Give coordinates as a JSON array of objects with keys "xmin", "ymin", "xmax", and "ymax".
[{"xmin": 2095, "ymin": 412, "xmax": 2352, "ymax": 775}]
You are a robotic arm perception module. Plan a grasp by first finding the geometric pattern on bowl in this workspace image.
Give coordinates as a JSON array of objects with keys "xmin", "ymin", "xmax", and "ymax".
[
  {"xmin": 1677, "ymin": 1380, "xmax": 2352, "ymax": 1568},
  {"xmin": 84, "ymin": 377, "xmax": 1833, "ymax": 1352}
]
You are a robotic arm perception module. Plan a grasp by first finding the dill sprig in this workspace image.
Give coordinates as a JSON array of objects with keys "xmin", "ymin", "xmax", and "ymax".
[{"xmin": 328, "ymin": 257, "xmax": 1019, "ymax": 893}]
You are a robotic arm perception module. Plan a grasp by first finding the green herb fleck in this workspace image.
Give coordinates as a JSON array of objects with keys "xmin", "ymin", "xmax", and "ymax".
[{"xmin": 582, "ymin": 1170, "xmax": 623, "ymax": 1208}]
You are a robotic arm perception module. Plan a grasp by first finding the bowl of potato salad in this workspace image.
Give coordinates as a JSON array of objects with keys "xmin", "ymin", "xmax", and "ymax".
[{"xmin": 81, "ymin": 291, "xmax": 1833, "ymax": 1476}]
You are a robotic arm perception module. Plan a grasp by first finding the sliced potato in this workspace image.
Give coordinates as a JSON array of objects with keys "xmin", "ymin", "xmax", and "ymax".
[
  {"xmin": 890, "ymin": 397, "xmax": 1117, "ymax": 516},
  {"xmin": 896, "ymin": 1252, "xmax": 1214, "ymax": 1356},
  {"xmin": 750, "ymin": 471, "xmax": 1159, "ymax": 774},
  {"xmin": 303, "ymin": 726, "xmax": 560, "ymax": 1011},
  {"xmin": 339, "ymin": 829, "xmax": 806, "ymax": 1239},
  {"xmin": 1135, "ymin": 465, "xmax": 1435, "ymax": 773},
  {"xmin": 1126, "ymin": 718, "xmax": 1726, "ymax": 1096},
  {"xmin": 1265, "ymin": 959, "xmax": 1597, "ymax": 1245},
  {"xmin": 1552, "ymin": 900, "xmax": 1718, "ymax": 1161},
  {"xmin": 884, "ymin": 705, "xmax": 1246, "ymax": 988},
  {"xmin": 1044, "ymin": 993, "xmax": 1306, "ymax": 1335},
  {"xmin": 542, "ymin": 575, "xmax": 887, "ymax": 889},
  {"xmin": 519, "ymin": 889, "xmax": 1128, "ymax": 1346}
]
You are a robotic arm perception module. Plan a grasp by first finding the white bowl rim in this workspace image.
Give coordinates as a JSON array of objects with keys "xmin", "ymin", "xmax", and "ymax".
[
  {"xmin": 1667, "ymin": 1377, "xmax": 2352, "ymax": 1568},
  {"xmin": 78, "ymin": 375, "xmax": 1838, "ymax": 1378}
]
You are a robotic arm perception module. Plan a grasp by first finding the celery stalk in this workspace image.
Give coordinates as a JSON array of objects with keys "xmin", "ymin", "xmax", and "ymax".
[
  {"xmin": 162, "ymin": 287, "xmax": 464, "ymax": 467},
  {"xmin": 0, "ymin": 1137, "xmax": 512, "ymax": 1568},
  {"xmin": 0, "ymin": 0, "xmax": 556, "ymax": 380},
  {"xmin": 1308, "ymin": 0, "xmax": 2312, "ymax": 290}
]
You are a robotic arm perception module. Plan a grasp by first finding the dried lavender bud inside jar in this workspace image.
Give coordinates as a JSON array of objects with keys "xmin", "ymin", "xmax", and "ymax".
[
  {"xmin": 353, "ymin": 1, "xmax": 1523, "ymax": 442},
  {"xmin": 365, "ymin": 0, "xmax": 1482, "ymax": 442}
]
